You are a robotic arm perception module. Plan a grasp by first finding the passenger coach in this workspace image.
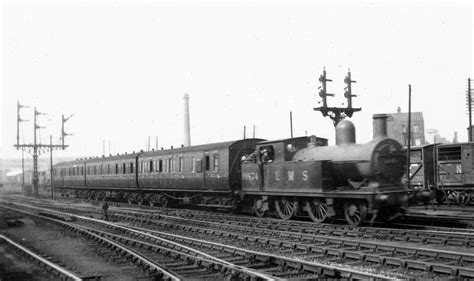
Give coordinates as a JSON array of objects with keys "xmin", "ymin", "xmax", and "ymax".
[{"xmin": 54, "ymin": 139, "xmax": 263, "ymax": 206}]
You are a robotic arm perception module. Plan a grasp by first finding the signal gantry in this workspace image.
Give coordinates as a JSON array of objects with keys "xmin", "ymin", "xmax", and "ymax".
[
  {"xmin": 314, "ymin": 69, "xmax": 361, "ymax": 126},
  {"xmin": 14, "ymin": 101, "xmax": 72, "ymax": 197}
]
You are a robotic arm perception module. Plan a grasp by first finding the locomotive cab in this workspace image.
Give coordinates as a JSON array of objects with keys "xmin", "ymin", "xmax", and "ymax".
[{"xmin": 256, "ymin": 136, "xmax": 328, "ymax": 164}]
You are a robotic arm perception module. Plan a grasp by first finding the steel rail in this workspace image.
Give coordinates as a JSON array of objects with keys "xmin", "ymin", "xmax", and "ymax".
[
  {"xmin": 1, "ymin": 202, "xmax": 275, "ymax": 281},
  {"xmin": 123, "ymin": 223, "xmax": 399, "ymax": 280},
  {"xmin": 0, "ymin": 205, "xmax": 181, "ymax": 281},
  {"xmin": 0, "ymin": 234, "xmax": 82, "ymax": 281},
  {"xmin": 2, "ymin": 200, "xmax": 391, "ymax": 279}
]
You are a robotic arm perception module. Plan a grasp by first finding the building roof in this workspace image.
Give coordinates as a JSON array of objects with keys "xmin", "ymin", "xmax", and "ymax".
[{"xmin": 387, "ymin": 112, "xmax": 424, "ymax": 122}]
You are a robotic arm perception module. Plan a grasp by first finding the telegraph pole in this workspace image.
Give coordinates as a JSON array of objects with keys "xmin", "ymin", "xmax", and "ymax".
[
  {"xmin": 21, "ymin": 149, "xmax": 25, "ymax": 194},
  {"xmin": 407, "ymin": 84, "xmax": 412, "ymax": 188},
  {"xmin": 314, "ymin": 69, "xmax": 361, "ymax": 126},
  {"xmin": 468, "ymin": 78, "xmax": 472, "ymax": 142},
  {"xmin": 50, "ymin": 135, "xmax": 54, "ymax": 199},
  {"xmin": 290, "ymin": 111, "xmax": 294, "ymax": 138},
  {"xmin": 14, "ymin": 103, "xmax": 72, "ymax": 197}
]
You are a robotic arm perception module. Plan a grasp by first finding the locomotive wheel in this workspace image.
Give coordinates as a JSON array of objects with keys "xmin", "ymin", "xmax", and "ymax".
[
  {"xmin": 306, "ymin": 199, "xmax": 328, "ymax": 223},
  {"xmin": 96, "ymin": 192, "xmax": 106, "ymax": 201},
  {"xmin": 137, "ymin": 195, "xmax": 146, "ymax": 206},
  {"xmin": 435, "ymin": 189, "xmax": 447, "ymax": 204},
  {"xmin": 343, "ymin": 201, "xmax": 367, "ymax": 226},
  {"xmin": 275, "ymin": 197, "xmax": 297, "ymax": 220},
  {"xmin": 456, "ymin": 191, "xmax": 471, "ymax": 206},
  {"xmin": 88, "ymin": 192, "xmax": 96, "ymax": 201},
  {"xmin": 253, "ymin": 199, "xmax": 267, "ymax": 217},
  {"xmin": 158, "ymin": 196, "xmax": 169, "ymax": 207},
  {"xmin": 148, "ymin": 195, "xmax": 159, "ymax": 207}
]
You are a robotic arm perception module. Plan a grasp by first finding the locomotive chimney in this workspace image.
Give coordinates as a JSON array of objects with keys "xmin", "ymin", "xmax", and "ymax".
[
  {"xmin": 373, "ymin": 113, "xmax": 388, "ymax": 139},
  {"xmin": 335, "ymin": 119, "xmax": 356, "ymax": 145},
  {"xmin": 183, "ymin": 93, "xmax": 191, "ymax": 147}
]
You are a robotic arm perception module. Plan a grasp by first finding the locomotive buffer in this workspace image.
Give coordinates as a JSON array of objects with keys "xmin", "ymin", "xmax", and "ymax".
[{"xmin": 314, "ymin": 69, "xmax": 361, "ymax": 126}]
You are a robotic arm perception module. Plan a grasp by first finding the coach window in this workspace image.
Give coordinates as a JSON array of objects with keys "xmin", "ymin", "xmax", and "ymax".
[
  {"xmin": 179, "ymin": 157, "xmax": 184, "ymax": 172},
  {"xmin": 213, "ymin": 155, "xmax": 219, "ymax": 171},
  {"xmin": 205, "ymin": 155, "xmax": 210, "ymax": 171},
  {"xmin": 169, "ymin": 158, "xmax": 175, "ymax": 173},
  {"xmin": 158, "ymin": 159, "xmax": 163, "ymax": 173}
]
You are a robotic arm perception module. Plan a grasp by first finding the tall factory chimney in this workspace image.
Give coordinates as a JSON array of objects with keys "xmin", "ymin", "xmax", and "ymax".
[{"xmin": 183, "ymin": 93, "xmax": 191, "ymax": 147}]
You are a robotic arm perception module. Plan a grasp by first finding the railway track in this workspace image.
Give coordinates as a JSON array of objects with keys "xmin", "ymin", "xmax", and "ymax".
[
  {"xmin": 30, "ymin": 198, "xmax": 474, "ymax": 248},
  {"xmin": 4, "ymin": 196, "xmax": 474, "ymax": 279},
  {"xmin": 0, "ymin": 234, "xmax": 82, "ymax": 280},
  {"xmin": 1, "ymin": 200, "xmax": 393, "ymax": 280}
]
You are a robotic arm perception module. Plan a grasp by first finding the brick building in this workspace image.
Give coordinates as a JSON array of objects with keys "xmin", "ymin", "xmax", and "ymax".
[{"xmin": 373, "ymin": 107, "xmax": 425, "ymax": 146}]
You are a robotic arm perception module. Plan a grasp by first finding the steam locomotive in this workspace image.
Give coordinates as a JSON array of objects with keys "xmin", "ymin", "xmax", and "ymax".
[{"xmin": 52, "ymin": 114, "xmax": 407, "ymax": 226}]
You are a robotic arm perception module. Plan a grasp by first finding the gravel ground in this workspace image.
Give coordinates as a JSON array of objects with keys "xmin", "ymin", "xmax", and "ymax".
[
  {"xmin": 0, "ymin": 209, "xmax": 149, "ymax": 280},
  {"xmin": 0, "ymin": 244, "xmax": 52, "ymax": 280}
]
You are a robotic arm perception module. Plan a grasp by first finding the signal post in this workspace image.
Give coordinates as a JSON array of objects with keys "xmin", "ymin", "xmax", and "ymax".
[
  {"xmin": 14, "ymin": 101, "xmax": 72, "ymax": 197},
  {"xmin": 314, "ymin": 69, "xmax": 361, "ymax": 126}
]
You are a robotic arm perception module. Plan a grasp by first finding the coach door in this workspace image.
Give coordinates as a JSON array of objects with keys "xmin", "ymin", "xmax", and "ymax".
[
  {"xmin": 203, "ymin": 151, "xmax": 222, "ymax": 190},
  {"xmin": 462, "ymin": 144, "xmax": 474, "ymax": 183}
]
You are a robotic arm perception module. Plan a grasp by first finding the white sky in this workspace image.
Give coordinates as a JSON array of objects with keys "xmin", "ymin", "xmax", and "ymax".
[{"xmin": 1, "ymin": 1, "xmax": 473, "ymax": 160}]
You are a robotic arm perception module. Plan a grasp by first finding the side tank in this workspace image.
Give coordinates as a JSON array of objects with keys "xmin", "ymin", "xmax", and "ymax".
[{"xmin": 293, "ymin": 115, "xmax": 405, "ymax": 186}]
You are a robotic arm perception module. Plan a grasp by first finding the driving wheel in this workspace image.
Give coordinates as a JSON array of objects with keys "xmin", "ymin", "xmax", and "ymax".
[
  {"xmin": 275, "ymin": 197, "xmax": 297, "ymax": 220},
  {"xmin": 306, "ymin": 199, "xmax": 328, "ymax": 223},
  {"xmin": 456, "ymin": 191, "xmax": 470, "ymax": 206},
  {"xmin": 343, "ymin": 201, "xmax": 367, "ymax": 226}
]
